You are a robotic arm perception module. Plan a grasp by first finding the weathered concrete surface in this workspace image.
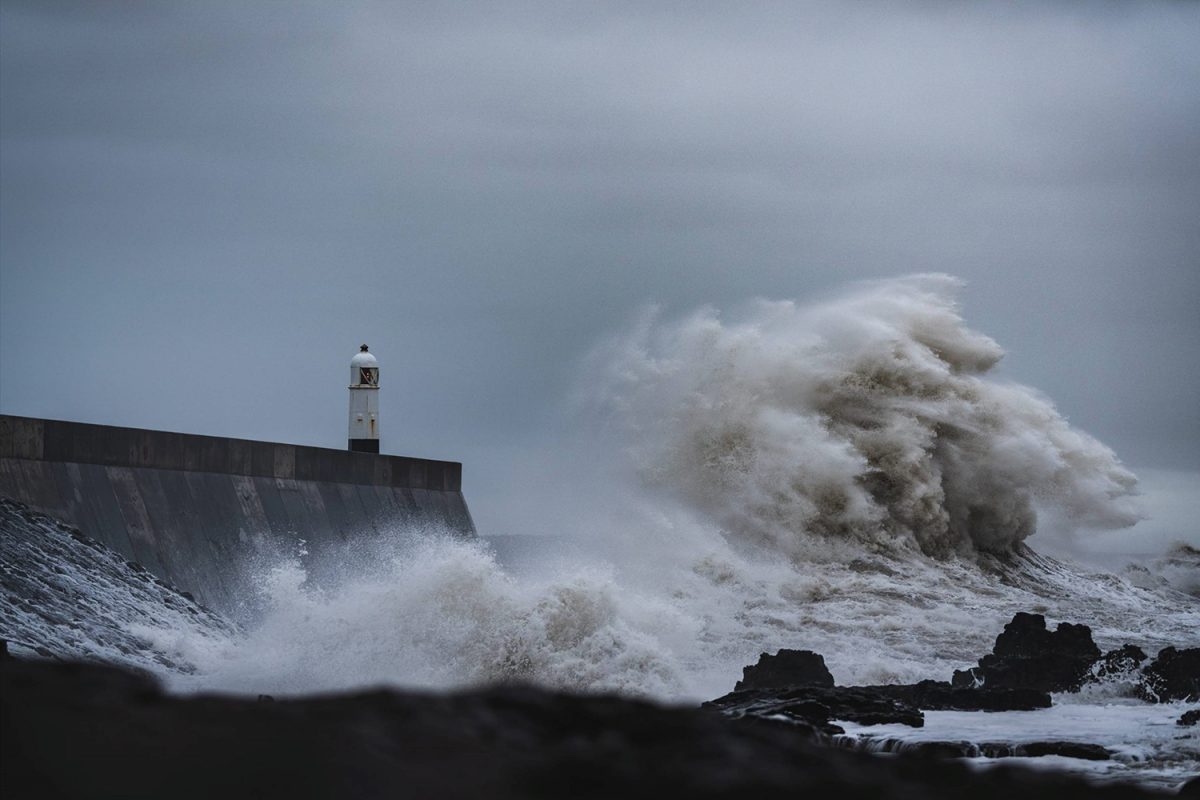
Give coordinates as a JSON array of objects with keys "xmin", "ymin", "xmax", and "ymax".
[{"xmin": 0, "ymin": 416, "xmax": 474, "ymax": 616}]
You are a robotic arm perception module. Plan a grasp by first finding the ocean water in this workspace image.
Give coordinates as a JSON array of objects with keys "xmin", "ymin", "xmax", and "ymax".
[
  {"xmin": 3, "ymin": 275, "xmax": 1196, "ymax": 788},
  {"xmin": 837, "ymin": 699, "xmax": 1199, "ymax": 790}
]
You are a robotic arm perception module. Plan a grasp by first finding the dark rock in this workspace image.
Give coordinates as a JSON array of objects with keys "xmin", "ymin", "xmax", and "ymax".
[
  {"xmin": 951, "ymin": 613, "xmax": 1101, "ymax": 693},
  {"xmin": 1089, "ymin": 644, "xmax": 1147, "ymax": 682},
  {"xmin": 706, "ymin": 685, "xmax": 924, "ymax": 732},
  {"xmin": 1182, "ymin": 775, "xmax": 1200, "ymax": 797},
  {"xmin": 892, "ymin": 740, "xmax": 979, "ymax": 759},
  {"xmin": 865, "ymin": 680, "xmax": 1052, "ymax": 711},
  {"xmin": 848, "ymin": 738, "xmax": 1112, "ymax": 761},
  {"xmin": 1177, "ymin": 709, "xmax": 1200, "ymax": 727},
  {"xmin": 708, "ymin": 678, "xmax": 1051, "ymax": 736},
  {"xmin": 1006, "ymin": 742, "xmax": 1113, "ymax": 761},
  {"xmin": 1138, "ymin": 647, "xmax": 1200, "ymax": 702},
  {"xmin": 735, "ymin": 649, "xmax": 835, "ymax": 691},
  {"xmin": 4, "ymin": 659, "xmax": 1163, "ymax": 800}
]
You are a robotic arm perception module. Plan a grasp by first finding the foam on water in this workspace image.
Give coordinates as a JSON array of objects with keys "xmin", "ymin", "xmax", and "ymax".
[
  {"xmin": 159, "ymin": 524, "xmax": 1196, "ymax": 702},
  {"xmin": 160, "ymin": 535, "xmax": 690, "ymax": 697},
  {"xmin": 837, "ymin": 701, "xmax": 1200, "ymax": 791},
  {"xmin": 0, "ymin": 499, "xmax": 237, "ymax": 673}
]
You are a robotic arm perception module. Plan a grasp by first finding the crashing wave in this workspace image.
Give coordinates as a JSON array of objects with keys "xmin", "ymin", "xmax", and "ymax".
[
  {"xmin": 0, "ymin": 498, "xmax": 236, "ymax": 672},
  {"xmin": 1123, "ymin": 543, "xmax": 1200, "ymax": 598},
  {"xmin": 585, "ymin": 274, "xmax": 1141, "ymax": 558}
]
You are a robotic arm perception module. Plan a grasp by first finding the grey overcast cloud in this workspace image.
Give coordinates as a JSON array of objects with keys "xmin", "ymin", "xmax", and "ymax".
[{"xmin": 1, "ymin": 1, "xmax": 1197, "ymax": 551}]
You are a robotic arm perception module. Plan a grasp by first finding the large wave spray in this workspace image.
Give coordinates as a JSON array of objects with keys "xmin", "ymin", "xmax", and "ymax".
[
  {"xmin": 144, "ymin": 274, "xmax": 1196, "ymax": 704},
  {"xmin": 585, "ymin": 274, "xmax": 1141, "ymax": 558}
]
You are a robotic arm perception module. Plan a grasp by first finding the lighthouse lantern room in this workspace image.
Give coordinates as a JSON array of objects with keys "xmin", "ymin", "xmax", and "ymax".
[{"xmin": 348, "ymin": 344, "xmax": 380, "ymax": 453}]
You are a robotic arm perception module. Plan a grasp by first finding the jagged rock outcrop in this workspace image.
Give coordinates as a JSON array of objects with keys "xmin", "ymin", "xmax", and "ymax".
[
  {"xmin": 716, "ymin": 649, "xmax": 1051, "ymax": 733},
  {"xmin": 947, "ymin": 613, "xmax": 1194, "ymax": 701},
  {"xmin": 1139, "ymin": 647, "xmax": 1200, "ymax": 702},
  {"xmin": 1091, "ymin": 645, "xmax": 1147, "ymax": 682},
  {"xmin": 735, "ymin": 649, "xmax": 835, "ymax": 691},
  {"xmin": 951, "ymin": 613, "xmax": 1101, "ymax": 692}
]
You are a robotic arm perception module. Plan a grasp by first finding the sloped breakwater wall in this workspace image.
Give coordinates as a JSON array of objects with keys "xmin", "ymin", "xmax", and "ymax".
[{"xmin": 0, "ymin": 415, "xmax": 474, "ymax": 616}]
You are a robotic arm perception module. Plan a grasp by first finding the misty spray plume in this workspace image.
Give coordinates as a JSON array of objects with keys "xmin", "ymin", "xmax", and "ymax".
[
  {"xmin": 588, "ymin": 274, "xmax": 1140, "ymax": 559},
  {"xmin": 113, "ymin": 276, "xmax": 1187, "ymax": 704}
]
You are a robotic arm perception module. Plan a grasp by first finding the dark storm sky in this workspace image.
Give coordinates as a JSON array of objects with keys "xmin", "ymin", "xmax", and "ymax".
[{"xmin": 2, "ymin": 2, "xmax": 1197, "ymax": 538}]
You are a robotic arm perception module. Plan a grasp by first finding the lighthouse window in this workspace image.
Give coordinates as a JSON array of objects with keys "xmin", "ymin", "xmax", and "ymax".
[{"xmin": 360, "ymin": 367, "xmax": 378, "ymax": 386}]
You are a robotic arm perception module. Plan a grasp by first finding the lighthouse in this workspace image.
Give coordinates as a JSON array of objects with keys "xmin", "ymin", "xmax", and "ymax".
[{"xmin": 348, "ymin": 344, "xmax": 380, "ymax": 453}]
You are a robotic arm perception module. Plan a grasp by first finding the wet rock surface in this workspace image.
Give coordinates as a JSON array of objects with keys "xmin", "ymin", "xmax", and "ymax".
[
  {"xmin": 863, "ymin": 680, "xmax": 1051, "ymax": 711},
  {"xmin": 952, "ymin": 612, "xmax": 1101, "ymax": 693},
  {"xmin": 705, "ymin": 685, "xmax": 925, "ymax": 733},
  {"xmin": 1139, "ymin": 646, "xmax": 1200, "ymax": 703},
  {"xmin": 709, "ymin": 612, "xmax": 1198, "ymax": 784},
  {"xmin": 1093, "ymin": 644, "xmax": 1148, "ymax": 681},
  {"xmin": 844, "ymin": 738, "xmax": 1114, "ymax": 761},
  {"xmin": 1, "ymin": 658, "xmax": 1160, "ymax": 800},
  {"xmin": 734, "ymin": 649, "xmax": 834, "ymax": 691},
  {"xmin": 705, "ymin": 680, "xmax": 1054, "ymax": 734}
]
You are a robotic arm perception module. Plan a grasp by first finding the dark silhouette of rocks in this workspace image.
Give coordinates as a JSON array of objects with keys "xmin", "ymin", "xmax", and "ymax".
[
  {"xmin": 705, "ymin": 685, "xmax": 925, "ymax": 733},
  {"xmin": 947, "ymin": 614, "xmax": 1195, "ymax": 702},
  {"xmin": 858, "ymin": 739, "xmax": 1113, "ymax": 761},
  {"xmin": 734, "ymin": 649, "xmax": 834, "ymax": 690},
  {"xmin": 952, "ymin": 613, "xmax": 1101, "ymax": 692},
  {"xmin": 865, "ymin": 680, "xmax": 1051, "ymax": 711},
  {"xmin": 713, "ymin": 646, "xmax": 1052, "ymax": 735},
  {"xmin": 2, "ymin": 658, "xmax": 1159, "ymax": 800},
  {"xmin": 704, "ymin": 682, "xmax": 1052, "ymax": 735},
  {"xmin": 1092, "ymin": 645, "xmax": 1148, "ymax": 682},
  {"xmin": 1139, "ymin": 647, "xmax": 1200, "ymax": 702},
  {"xmin": 707, "ymin": 613, "xmax": 1200, "ymax": 783},
  {"xmin": 1013, "ymin": 741, "xmax": 1113, "ymax": 760},
  {"xmin": 730, "ymin": 650, "xmax": 1050, "ymax": 713},
  {"xmin": 1178, "ymin": 709, "xmax": 1200, "ymax": 727}
]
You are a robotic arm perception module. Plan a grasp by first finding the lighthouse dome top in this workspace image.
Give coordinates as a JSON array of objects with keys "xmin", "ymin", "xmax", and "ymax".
[{"xmin": 350, "ymin": 344, "xmax": 378, "ymax": 369}]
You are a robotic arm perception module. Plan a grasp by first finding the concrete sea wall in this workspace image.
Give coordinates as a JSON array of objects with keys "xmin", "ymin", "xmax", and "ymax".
[{"xmin": 0, "ymin": 415, "xmax": 474, "ymax": 616}]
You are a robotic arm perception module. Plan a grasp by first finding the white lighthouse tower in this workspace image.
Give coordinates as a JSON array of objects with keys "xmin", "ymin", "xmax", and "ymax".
[{"xmin": 348, "ymin": 344, "xmax": 380, "ymax": 453}]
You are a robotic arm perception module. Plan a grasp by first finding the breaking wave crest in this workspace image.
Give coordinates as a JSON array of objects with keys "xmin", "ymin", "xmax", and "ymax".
[
  {"xmin": 162, "ymin": 536, "xmax": 691, "ymax": 697},
  {"xmin": 585, "ymin": 274, "xmax": 1141, "ymax": 558},
  {"xmin": 161, "ymin": 524, "xmax": 1197, "ymax": 702}
]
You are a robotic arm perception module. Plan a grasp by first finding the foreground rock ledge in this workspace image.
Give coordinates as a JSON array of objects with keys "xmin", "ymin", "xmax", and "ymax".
[{"xmin": 0, "ymin": 660, "xmax": 1169, "ymax": 800}]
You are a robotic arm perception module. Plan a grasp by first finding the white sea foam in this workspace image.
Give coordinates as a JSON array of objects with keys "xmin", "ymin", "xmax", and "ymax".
[
  {"xmin": 162, "ymin": 535, "xmax": 690, "ymax": 697},
  {"xmin": 837, "ymin": 701, "xmax": 1200, "ymax": 792},
  {"xmin": 163, "ymin": 522, "xmax": 1196, "ymax": 702}
]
